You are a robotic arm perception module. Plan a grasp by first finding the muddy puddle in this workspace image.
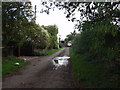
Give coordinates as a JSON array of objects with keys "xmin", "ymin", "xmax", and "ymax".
[{"xmin": 52, "ymin": 56, "xmax": 70, "ymax": 70}]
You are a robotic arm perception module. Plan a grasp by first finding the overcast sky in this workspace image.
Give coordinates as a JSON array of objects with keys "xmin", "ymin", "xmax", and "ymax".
[{"xmin": 30, "ymin": 0, "xmax": 76, "ymax": 40}]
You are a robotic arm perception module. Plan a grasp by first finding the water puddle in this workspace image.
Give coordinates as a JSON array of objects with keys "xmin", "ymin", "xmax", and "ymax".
[{"xmin": 52, "ymin": 55, "xmax": 70, "ymax": 70}]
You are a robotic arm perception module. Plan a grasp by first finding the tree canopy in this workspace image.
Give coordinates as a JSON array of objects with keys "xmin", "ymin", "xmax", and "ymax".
[
  {"xmin": 41, "ymin": 1, "xmax": 120, "ymax": 62},
  {"xmin": 2, "ymin": 2, "xmax": 59, "ymax": 56}
]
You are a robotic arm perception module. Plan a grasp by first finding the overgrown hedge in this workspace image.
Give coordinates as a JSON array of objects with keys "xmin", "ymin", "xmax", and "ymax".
[{"xmin": 72, "ymin": 18, "xmax": 120, "ymax": 62}]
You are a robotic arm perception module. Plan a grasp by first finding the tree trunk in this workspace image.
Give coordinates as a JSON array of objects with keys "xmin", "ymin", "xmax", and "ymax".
[
  {"xmin": 18, "ymin": 46, "xmax": 20, "ymax": 57},
  {"xmin": 11, "ymin": 46, "xmax": 14, "ymax": 56}
]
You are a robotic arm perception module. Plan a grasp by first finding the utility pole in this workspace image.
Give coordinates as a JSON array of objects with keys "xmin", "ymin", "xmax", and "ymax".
[
  {"xmin": 58, "ymin": 35, "xmax": 61, "ymax": 48},
  {"xmin": 34, "ymin": 5, "xmax": 37, "ymax": 23}
]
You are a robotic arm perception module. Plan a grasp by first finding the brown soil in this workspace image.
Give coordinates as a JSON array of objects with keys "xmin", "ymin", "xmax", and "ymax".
[{"xmin": 2, "ymin": 47, "xmax": 76, "ymax": 88}]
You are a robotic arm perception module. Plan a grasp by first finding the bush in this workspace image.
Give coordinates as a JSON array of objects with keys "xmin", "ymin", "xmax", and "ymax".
[
  {"xmin": 70, "ymin": 49, "xmax": 120, "ymax": 88},
  {"xmin": 71, "ymin": 18, "xmax": 120, "ymax": 88},
  {"xmin": 72, "ymin": 18, "xmax": 120, "ymax": 62}
]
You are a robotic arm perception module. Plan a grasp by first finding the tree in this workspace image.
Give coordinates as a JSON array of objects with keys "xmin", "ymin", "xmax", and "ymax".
[
  {"xmin": 42, "ymin": 25, "xmax": 58, "ymax": 49},
  {"xmin": 64, "ymin": 30, "xmax": 76, "ymax": 42},
  {"xmin": 2, "ymin": 2, "xmax": 34, "ymax": 56},
  {"xmin": 41, "ymin": 2, "xmax": 120, "ymax": 62},
  {"xmin": 41, "ymin": 2, "xmax": 120, "ymax": 30},
  {"xmin": 32, "ymin": 24, "xmax": 50, "ymax": 49},
  {"xmin": 42, "ymin": 25, "xmax": 58, "ymax": 35}
]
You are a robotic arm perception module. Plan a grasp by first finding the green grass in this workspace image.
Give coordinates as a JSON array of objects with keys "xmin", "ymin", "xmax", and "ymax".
[
  {"xmin": 2, "ymin": 56, "xmax": 28, "ymax": 77},
  {"xmin": 34, "ymin": 48, "xmax": 61, "ymax": 56},
  {"xmin": 70, "ymin": 49, "xmax": 120, "ymax": 88},
  {"xmin": 46, "ymin": 48, "xmax": 61, "ymax": 55}
]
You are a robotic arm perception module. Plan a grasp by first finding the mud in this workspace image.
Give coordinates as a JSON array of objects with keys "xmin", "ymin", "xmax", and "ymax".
[{"xmin": 2, "ymin": 47, "xmax": 75, "ymax": 88}]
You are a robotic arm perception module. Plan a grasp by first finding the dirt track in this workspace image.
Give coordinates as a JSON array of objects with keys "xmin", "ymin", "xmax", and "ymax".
[{"xmin": 3, "ymin": 47, "xmax": 75, "ymax": 88}]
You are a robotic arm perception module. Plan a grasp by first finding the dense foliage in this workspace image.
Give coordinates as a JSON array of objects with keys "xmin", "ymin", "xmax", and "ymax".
[
  {"xmin": 73, "ymin": 18, "xmax": 120, "ymax": 62},
  {"xmin": 2, "ymin": 2, "xmax": 59, "ymax": 57},
  {"xmin": 42, "ymin": 1, "xmax": 120, "ymax": 87},
  {"xmin": 64, "ymin": 30, "xmax": 76, "ymax": 42},
  {"xmin": 42, "ymin": 25, "xmax": 58, "ymax": 49},
  {"xmin": 43, "ymin": 2, "xmax": 120, "ymax": 62}
]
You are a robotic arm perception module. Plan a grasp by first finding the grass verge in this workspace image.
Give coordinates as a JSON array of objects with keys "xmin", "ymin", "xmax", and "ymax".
[
  {"xmin": 70, "ymin": 48, "xmax": 120, "ymax": 88},
  {"xmin": 2, "ymin": 56, "xmax": 28, "ymax": 77},
  {"xmin": 34, "ymin": 48, "xmax": 61, "ymax": 56}
]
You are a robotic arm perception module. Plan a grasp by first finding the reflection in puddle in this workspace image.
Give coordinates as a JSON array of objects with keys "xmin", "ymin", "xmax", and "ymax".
[{"xmin": 52, "ymin": 55, "xmax": 70, "ymax": 70}]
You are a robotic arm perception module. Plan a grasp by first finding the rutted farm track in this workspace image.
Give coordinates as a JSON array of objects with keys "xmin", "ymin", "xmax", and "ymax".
[{"xmin": 3, "ymin": 47, "xmax": 75, "ymax": 88}]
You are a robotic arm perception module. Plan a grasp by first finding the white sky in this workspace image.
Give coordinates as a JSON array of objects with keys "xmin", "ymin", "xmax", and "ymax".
[{"xmin": 30, "ymin": 0, "xmax": 75, "ymax": 40}]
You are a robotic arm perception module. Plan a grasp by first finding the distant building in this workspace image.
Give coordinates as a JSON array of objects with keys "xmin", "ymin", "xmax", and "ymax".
[{"xmin": 67, "ymin": 41, "xmax": 72, "ymax": 47}]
